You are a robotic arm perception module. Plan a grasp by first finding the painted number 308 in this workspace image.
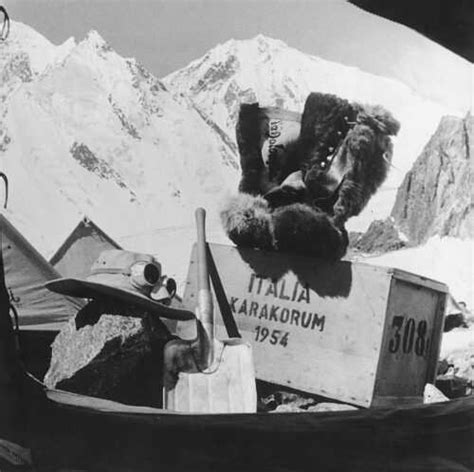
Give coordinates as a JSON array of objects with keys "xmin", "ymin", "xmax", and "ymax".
[
  {"xmin": 255, "ymin": 326, "xmax": 289, "ymax": 347},
  {"xmin": 388, "ymin": 316, "xmax": 430, "ymax": 356}
]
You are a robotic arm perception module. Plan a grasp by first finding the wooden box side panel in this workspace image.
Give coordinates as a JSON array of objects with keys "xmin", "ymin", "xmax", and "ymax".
[
  {"xmin": 182, "ymin": 244, "xmax": 393, "ymax": 407},
  {"xmin": 372, "ymin": 278, "xmax": 447, "ymax": 407}
]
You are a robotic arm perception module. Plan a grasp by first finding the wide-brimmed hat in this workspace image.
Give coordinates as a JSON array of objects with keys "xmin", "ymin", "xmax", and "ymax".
[{"xmin": 45, "ymin": 249, "xmax": 195, "ymax": 321}]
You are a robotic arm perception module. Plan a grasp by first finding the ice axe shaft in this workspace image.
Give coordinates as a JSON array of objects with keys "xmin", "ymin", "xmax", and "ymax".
[{"xmin": 195, "ymin": 208, "xmax": 214, "ymax": 368}]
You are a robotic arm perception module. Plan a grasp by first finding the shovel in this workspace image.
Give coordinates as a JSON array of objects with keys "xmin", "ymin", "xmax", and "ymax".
[{"xmin": 163, "ymin": 208, "xmax": 256, "ymax": 413}]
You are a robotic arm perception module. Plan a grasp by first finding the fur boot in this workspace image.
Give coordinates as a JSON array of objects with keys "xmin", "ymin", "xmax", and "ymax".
[
  {"xmin": 236, "ymin": 103, "xmax": 265, "ymax": 195},
  {"xmin": 220, "ymin": 194, "xmax": 274, "ymax": 249},
  {"xmin": 220, "ymin": 196, "xmax": 348, "ymax": 259},
  {"xmin": 298, "ymin": 92, "xmax": 358, "ymax": 173},
  {"xmin": 236, "ymin": 102, "xmax": 301, "ymax": 195}
]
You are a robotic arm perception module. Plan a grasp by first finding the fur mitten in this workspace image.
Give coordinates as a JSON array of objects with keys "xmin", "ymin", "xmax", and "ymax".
[
  {"xmin": 273, "ymin": 204, "xmax": 348, "ymax": 260},
  {"xmin": 220, "ymin": 195, "xmax": 348, "ymax": 259},
  {"xmin": 328, "ymin": 105, "xmax": 400, "ymax": 225},
  {"xmin": 300, "ymin": 94, "xmax": 401, "ymax": 225}
]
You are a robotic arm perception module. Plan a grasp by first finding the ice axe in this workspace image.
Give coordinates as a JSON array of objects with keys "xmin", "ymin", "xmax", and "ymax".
[{"xmin": 163, "ymin": 208, "xmax": 256, "ymax": 413}]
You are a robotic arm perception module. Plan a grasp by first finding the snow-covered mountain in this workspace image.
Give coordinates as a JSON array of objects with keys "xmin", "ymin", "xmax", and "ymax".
[
  {"xmin": 358, "ymin": 237, "xmax": 473, "ymax": 310},
  {"xmin": 1, "ymin": 22, "xmax": 471, "ymax": 301},
  {"xmin": 163, "ymin": 35, "xmax": 462, "ymax": 231},
  {"xmin": 1, "ymin": 22, "xmax": 239, "ymax": 256}
]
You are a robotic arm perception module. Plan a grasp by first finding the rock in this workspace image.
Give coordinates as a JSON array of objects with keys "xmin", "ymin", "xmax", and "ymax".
[
  {"xmin": 435, "ymin": 373, "xmax": 469, "ymax": 399},
  {"xmin": 436, "ymin": 324, "xmax": 473, "ymax": 398},
  {"xmin": 391, "ymin": 114, "xmax": 473, "ymax": 244},
  {"xmin": 444, "ymin": 313, "xmax": 467, "ymax": 332},
  {"xmin": 44, "ymin": 310, "xmax": 171, "ymax": 407},
  {"xmin": 274, "ymin": 391, "xmax": 315, "ymax": 407},
  {"xmin": 349, "ymin": 218, "xmax": 407, "ymax": 254},
  {"xmin": 270, "ymin": 400, "xmax": 358, "ymax": 414},
  {"xmin": 259, "ymin": 385, "xmax": 361, "ymax": 414},
  {"xmin": 271, "ymin": 403, "xmax": 306, "ymax": 413},
  {"xmin": 423, "ymin": 383, "xmax": 449, "ymax": 404},
  {"xmin": 306, "ymin": 402, "xmax": 358, "ymax": 413},
  {"xmin": 437, "ymin": 358, "xmax": 450, "ymax": 375},
  {"xmin": 439, "ymin": 324, "xmax": 474, "ymax": 386},
  {"xmin": 261, "ymin": 390, "xmax": 318, "ymax": 412}
]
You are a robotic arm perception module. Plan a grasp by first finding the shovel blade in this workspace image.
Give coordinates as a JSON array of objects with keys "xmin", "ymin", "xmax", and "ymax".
[{"xmin": 164, "ymin": 339, "xmax": 256, "ymax": 413}]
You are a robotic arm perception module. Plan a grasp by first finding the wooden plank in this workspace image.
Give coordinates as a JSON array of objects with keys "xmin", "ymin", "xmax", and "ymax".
[
  {"xmin": 372, "ymin": 278, "xmax": 446, "ymax": 406},
  {"xmin": 182, "ymin": 244, "xmax": 393, "ymax": 407},
  {"xmin": 425, "ymin": 292, "xmax": 447, "ymax": 383},
  {"xmin": 390, "ymin": 268, "xmax": 449, "ymax": 293}
]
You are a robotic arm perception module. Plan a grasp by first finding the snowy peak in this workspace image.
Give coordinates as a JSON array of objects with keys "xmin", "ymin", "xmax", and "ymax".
[
  {"xmin": 164, "ymin": 32, "xmax": 456, "ymax": 136},
  {"xmin": 0, "ymin": 21, "xmax": 76, "ymax": 118},
  {"xmin": 188, "ymin": 34, "xmax": 287, "ymax": 67},
  {"xmin": 214, "ymin": 34, "xmax": 290, "ymax": 59},
  {"xmin": 65, "ymin": 29, "xmax": 120, "ymax": 68},
  {"xmin": 82, "ymin": 29, "xmax": 109, "ymax": 50},
  {"xmin": 1, "ymin": 21, "xmax": 76, "ymax": 76}
]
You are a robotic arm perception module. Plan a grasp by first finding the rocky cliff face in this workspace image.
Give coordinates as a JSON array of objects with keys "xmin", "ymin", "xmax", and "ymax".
[
  {"xmin": 391, "ymin": 114, "xmax": 473, "ymax": 245},
  {"xmin": 349, "ymin": 218, "xmax": 407, "ymax": 255}
]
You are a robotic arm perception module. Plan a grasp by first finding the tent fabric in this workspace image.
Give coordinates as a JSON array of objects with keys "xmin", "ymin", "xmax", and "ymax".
[
  {"xmin": 31, "ymin": 386, "xmax": 474, "ymax": 471},
  {"xmin": 0, "ymin": 214, "xmax": 83, "ymax": 327},
  {"xmin": 50, "ymin": 217, "xmax": 121, "ymax": 280},
  {"xmin": 446, "ymin": 293, "xmax": 465, "ymax": 316},
  {"xmin": 0, "ymin": 226, "xmax": 28, "ymax": 452},
  {"xmin": 45, "ymin": 387, "xmax": 474, "ymax": 432}
]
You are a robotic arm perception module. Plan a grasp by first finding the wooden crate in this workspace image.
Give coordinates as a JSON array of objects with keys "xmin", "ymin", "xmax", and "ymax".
[{"xmin": 180, "ymin": 243, "xmax": 448, "ymax": 408}]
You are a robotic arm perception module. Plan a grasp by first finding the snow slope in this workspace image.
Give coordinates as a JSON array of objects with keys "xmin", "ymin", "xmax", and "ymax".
[
  {"xmin": 356, "ymin": 237, "xmax": 473, "ymax": 309},
  {"xmin": 163, "ymin": 35, "xmax": 461, "ymax": 231},
  {"xmin": 1, "ymin": 22, "xmax": 239, "ymax": 256}
]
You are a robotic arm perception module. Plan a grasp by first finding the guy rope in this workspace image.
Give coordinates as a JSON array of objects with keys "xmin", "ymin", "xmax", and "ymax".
[
  {"xmin": 1, "ymin": 5, "xmax": 10, "ymax": 41},
  {"xmin": 0, "ymin": 172, "xmax": 8, "ymax": 209}
]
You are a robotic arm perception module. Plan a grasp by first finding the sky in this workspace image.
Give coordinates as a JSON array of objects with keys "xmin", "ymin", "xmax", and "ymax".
[
  {"xmin": 5, "ymin": 0, "xmax": 368, "ymax": 77},
  {"xmin": 3, "ymin": 0, "xmax": 471, "ymax": 110}
]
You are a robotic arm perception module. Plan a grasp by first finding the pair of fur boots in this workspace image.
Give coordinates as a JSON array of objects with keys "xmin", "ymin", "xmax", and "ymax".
[{"xmin": 220, "ymin": 92, "xmax": 400, "ymax": 260}]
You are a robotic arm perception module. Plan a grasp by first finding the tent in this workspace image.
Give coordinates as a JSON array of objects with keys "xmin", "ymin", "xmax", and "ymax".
[
  {"xmin": 50, "ymin": 217, "xmax": 121, "ymax": 279},
  {"xmin": 0, "ymin": 214, "xmax": 83, "ymax": 329},
  {"xmin": 0, "ymin": 214, "xmax": 33, "ymax": 468}
]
